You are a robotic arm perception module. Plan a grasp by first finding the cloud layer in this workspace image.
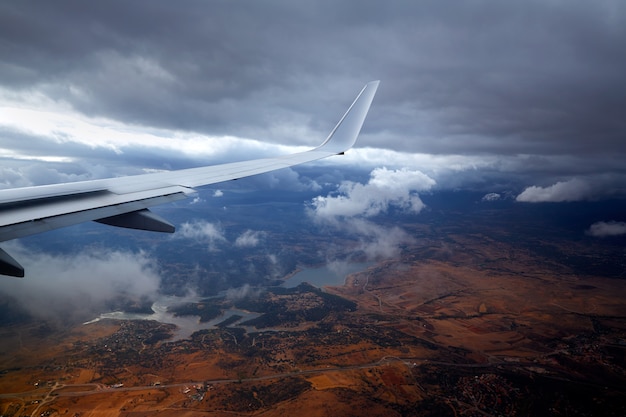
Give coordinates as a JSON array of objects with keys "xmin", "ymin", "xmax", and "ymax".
[{"xmin": 0, "ymin": 1, "xmax": 625, "ymax": 199}]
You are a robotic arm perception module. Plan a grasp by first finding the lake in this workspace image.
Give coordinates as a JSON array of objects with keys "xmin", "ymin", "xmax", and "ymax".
[
  {"xmin": 85, "ymin": 262, "xmax": 372, "ymax": 339},
  {"xmin": 282, "ymin": 261, "xmax": 372, "ymax": 288},
  {"xmin": 84, "ymin": 295, "xmax": 260, "ymax": 341}
]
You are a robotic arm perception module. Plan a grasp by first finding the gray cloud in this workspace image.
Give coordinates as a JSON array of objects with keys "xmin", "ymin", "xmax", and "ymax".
[
  {"xmin": 1, "ymin": 0, "xmax": 625, "ymax": 197},
  {"xmin": 0, "ymin": 242, "xmax": 161, "ymax": 323}
]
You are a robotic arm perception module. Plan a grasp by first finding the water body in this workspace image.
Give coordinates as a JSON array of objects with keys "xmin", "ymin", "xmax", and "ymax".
[
  {"xmin": 282, "ymin": 262, "xmax": 372, "ymax": 288},
  {"xmin": 84, "ymin": 295, "xmax": 260, "ymax": 341},
  {"xmin": 85, "ymin": 262, "xmax": 371, "ymax": 340}
]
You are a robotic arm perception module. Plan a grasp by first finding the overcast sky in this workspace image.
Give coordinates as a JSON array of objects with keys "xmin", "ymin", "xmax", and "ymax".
[{"xmin": 1, "ymin": 0, "xmax": 625, "ymax": 201}]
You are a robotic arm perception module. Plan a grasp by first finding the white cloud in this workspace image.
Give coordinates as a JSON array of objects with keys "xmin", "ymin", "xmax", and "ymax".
[
  {"xmin": 587, "ymin": 221, "xmax": 626, "ymax": 238},
  {"xmin": 234, "ymin": 230, "xmax": 264, "ymax": 248},
  {"xmin": 0, "ymin": 99, "xmax": 185, "ymax": 156},
  {"xmin": 482, "ymin": 192, "xmax": 501, "ymax": 201},
  {"xmin": 516, "ymin": 178, "xmax": 593, "ymax": 202},
  {"xmin": 310, "ymin": 167, "xmax": 435, "ymax": 221},
  {"xmin": 0, "ymin": 243, "xmax": 161, "ymax": 323},
  {"xmin": 176, "ymin": 220, "xmax": 226, "ymax": 250},
  {"xmin": 309, "ymin": 167, "xmax": 431, "ymax": 261},
  {"xmin": 213, "ymin": 190, "xmax": 224, "ymax": 197}
]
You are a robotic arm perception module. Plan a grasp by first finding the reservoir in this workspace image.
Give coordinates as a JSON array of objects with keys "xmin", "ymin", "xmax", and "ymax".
[
  {"xmin": 85, "ymin": 262, "xmax": 371, "ymax": 340},
  {"xmin": 282, "ymin": 262, "xmax": 372, "ymax": 288},
  {"xmin": 84, "ymin": 295, "xmax": 260, "ymax": 341}
]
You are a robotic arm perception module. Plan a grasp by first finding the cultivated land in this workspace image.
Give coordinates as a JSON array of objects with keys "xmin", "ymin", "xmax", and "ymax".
[{"xmin": 1, "ymin": 198, "xmax": 626, "ymax": 416}]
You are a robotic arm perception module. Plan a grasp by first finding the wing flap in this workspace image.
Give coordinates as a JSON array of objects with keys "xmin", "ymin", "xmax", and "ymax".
[
  {"xmin": 0, "ymin": 192, "xmax": 187, "ymax": 243},
  {"xmin": 0, "ymin": 248, "xmax": 24, "ymax": 278},
  {"xmin": 95, "ymin": 209, "xmax": 176, "ymax": 233},
  {"xmin": 0, "ymin": 186, "xmax": 192, "ymax": 228}
]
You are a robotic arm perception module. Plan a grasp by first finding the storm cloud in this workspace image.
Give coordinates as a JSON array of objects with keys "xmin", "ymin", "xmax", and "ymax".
[{"xmin": 0, "ymin": 0, "xmax": 624, "ymax": 198}]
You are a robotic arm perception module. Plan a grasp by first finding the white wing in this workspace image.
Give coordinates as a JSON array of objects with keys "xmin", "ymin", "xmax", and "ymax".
[{"xmin": 0, "ymin": 81, "xmax": 379, "ymax": 277}]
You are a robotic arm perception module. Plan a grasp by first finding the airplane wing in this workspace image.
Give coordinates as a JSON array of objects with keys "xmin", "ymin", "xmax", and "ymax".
[{"xmin": 0, "ymin": 81, "xmax": 379, "ymax": 277}]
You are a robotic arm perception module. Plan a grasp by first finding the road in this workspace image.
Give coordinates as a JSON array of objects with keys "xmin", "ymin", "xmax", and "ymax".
[
  {"xmin": 1, "ymin": 356, "xmax": 414, "ymax": 401},
  {"xmin": 0, "ymin": 354, "xmax": 578, "ymax": 416}
]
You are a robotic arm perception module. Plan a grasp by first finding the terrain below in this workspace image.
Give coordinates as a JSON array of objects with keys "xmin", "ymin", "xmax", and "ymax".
[{"xmin": 1, "ymin": 229, "xmax": 626, "ymax": 416}]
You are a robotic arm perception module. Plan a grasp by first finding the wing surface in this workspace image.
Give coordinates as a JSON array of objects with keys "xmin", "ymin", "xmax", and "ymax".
[{"xmin": 0, "ymin": 81, "xmax": 379, "ymax": 277}]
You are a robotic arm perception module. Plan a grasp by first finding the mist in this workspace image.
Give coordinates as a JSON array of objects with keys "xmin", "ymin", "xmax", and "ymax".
[{"xmin": 0, "ymin": 242, "xmax": 162, "ymax": 324}]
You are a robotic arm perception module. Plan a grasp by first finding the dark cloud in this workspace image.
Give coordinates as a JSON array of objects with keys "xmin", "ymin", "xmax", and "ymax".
[{"xmin": 1, "ymin": 0, "xmax": 625, "ymax": 196}]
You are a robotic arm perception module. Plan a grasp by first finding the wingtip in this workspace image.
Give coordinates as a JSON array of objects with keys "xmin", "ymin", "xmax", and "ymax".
[
  {"xmin": 366, "ymin": 80, "xmax": 381, "ymax": 90},
  {"xmin": 317, "ymin": 80, "xmax": 380, "ymax": 153}
]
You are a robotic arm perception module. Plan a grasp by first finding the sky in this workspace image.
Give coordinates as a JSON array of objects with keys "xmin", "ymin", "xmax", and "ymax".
[{"xmin": 1, "ymin": 1, "xmax": 626, "ymax": 313}]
